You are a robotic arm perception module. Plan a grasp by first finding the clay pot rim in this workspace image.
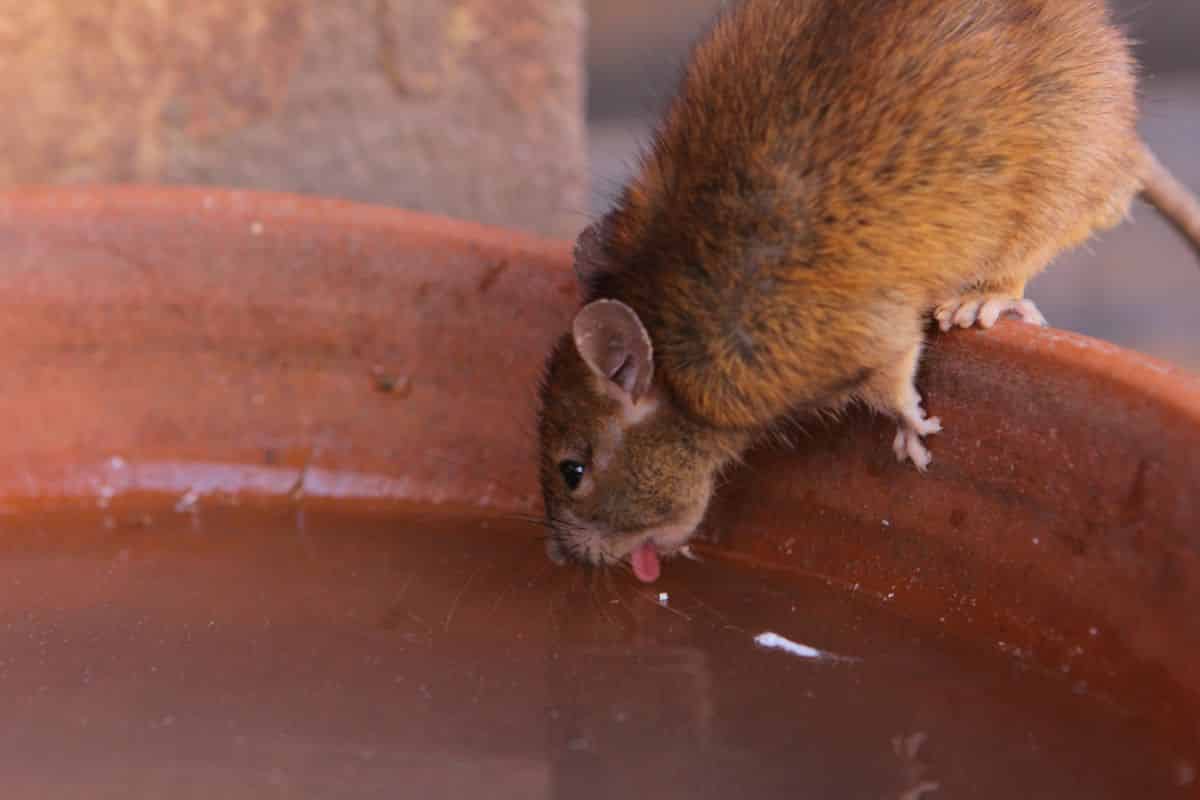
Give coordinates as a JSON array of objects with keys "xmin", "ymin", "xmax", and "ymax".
[
  {"xmin": 4, "ymin": 182, "xmax": 1196, "ymax": 426},
  {"xmin": 0, "ymin": 183, "xmax": 569, "ymax": 266},
  {"xmin": 3, "ymin": 182, "xmax": 1199, "ymax": 511}
]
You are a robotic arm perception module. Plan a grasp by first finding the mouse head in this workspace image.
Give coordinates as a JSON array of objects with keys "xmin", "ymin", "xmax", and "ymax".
[{"xmin": 537, "ymin": 297, "xmax": 734, "ymax": 583}]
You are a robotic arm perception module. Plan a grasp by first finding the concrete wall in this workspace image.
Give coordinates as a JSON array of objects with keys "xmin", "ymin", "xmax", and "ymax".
[{"xmin": 0, "ymin": 1, "xmax": 587, "ymax": 238}]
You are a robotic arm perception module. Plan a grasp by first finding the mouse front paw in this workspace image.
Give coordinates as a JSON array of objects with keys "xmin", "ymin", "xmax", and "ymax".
[{"xmin": 934, "ymin": 294, "xmax": 1046, "ymax": 332}]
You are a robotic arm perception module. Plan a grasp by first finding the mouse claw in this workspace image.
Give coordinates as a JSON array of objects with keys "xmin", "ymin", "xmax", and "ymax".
[{"xmin": 679, "ymin": 545, "xmax": 702, "ymax": 562}]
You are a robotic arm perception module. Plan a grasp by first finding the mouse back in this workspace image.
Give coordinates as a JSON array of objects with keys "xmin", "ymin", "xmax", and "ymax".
[{"xmin": 585, "ymin": 0, "xmax": 1142, "ymax": 429}]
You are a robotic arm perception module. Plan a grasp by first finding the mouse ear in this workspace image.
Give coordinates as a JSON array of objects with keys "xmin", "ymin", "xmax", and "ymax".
[
  {"xmin": 573, "ymin": 299, "xmax": 654, "ymax": 403},
  {"xmin": 572, "ymin": 217, "xmax": 610, "ymax": 286}
]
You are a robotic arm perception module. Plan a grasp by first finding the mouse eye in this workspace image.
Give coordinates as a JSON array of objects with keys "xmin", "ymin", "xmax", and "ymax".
[{"xmin": 558, "ymin": 460, "xmax": 586, "ymax": 491}]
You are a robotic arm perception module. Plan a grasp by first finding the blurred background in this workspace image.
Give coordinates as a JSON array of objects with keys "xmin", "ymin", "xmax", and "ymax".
[{"xmin": 585, "ymin": 0, "xmax": 1200, "ymax": 370}]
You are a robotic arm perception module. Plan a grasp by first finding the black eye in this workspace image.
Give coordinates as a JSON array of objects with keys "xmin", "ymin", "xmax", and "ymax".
[{"xmin": 558, "ymin": 460, "xmax": 586, "ymax": 491}]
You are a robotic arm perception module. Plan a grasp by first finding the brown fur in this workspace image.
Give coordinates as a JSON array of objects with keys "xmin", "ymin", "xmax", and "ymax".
[
  {"xmin": 538, "ymin": 0, "xmax": 1200, "ymax": 568},
  {"xmin": 589, "ymin": 0, "xmax": 1145, "ymax": 428}
]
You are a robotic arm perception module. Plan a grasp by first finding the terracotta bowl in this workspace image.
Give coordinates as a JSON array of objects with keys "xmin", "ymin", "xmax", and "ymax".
[{"xmin": 1, "ymin": 186, "xmax": 1196, "ymax": 797}]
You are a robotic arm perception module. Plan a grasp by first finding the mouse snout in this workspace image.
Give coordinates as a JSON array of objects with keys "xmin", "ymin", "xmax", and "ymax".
[
  {"xmin": 540, "ymin": 503, "xmax": 609, "ymax": 566},
  {"xmin": 541, "ymin": 494, "xmax": 710, "ymax": 577}
]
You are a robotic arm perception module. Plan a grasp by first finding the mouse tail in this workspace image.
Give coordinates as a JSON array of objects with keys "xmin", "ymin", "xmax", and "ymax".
[{"xmin": 1138, "ymin": 143, "xmax": 1200, "ymax": 264}]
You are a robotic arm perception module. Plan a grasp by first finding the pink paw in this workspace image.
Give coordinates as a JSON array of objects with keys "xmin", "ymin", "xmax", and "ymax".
[
  {"xmin": 934, "ymin": 296, "xmax": 1046, "ymax": 332},
  {"xmin": 892, "ymin": 402, "xmax": 942, "ymax": 472}
]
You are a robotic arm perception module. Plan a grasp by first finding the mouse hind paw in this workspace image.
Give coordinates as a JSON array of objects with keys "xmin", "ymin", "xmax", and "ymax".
[
  {"xmin": 859, "ymin": 339, "xmax": 944, "ymax": 473},
  {"xmin": 892, "ymin": 400, "xmax": 942, "ymax": 472}
]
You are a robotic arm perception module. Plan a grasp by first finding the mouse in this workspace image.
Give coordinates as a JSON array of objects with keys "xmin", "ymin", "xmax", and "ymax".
[{"xmin": 536, "ymin": 0, "xmax": 1200, "ymax": 583}]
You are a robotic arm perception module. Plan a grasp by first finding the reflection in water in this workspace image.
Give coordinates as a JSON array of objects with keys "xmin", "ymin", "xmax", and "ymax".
[
  {"xmin": 0, "ymin": 503, "xmax": 1190, "ymax": 799},
  {"xmin": 892, "ymin": 732, "xmax": 940, "ymax": 800}
]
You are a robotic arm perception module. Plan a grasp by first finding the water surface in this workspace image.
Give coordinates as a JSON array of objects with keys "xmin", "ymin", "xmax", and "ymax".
[{"xmin": 0, "ymin": 504, "xmax": 1191, "ymax": 798}]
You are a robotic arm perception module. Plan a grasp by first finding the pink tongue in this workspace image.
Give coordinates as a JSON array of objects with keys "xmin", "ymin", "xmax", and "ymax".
[{"xmin": 631, "ymin": 542, "xmax": 661, "ymax": 583}]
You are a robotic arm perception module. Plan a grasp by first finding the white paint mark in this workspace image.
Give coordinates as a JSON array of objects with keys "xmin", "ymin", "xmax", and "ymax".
[
  {"xmin": 753, "ymin": 632, "xmax": 857, "ymax": 663},
  {"xmin": 657, "ymin": 592, "xmax": 669, "ymax": 605}
]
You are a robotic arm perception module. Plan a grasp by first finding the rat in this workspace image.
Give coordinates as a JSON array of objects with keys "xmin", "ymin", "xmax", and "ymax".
[{"xmin": 537, "ymin": 0, "xmax": 1200, "ymax": 583}]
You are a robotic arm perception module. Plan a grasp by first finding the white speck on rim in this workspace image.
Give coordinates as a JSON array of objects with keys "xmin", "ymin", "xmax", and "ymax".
[
  {"xmin": 657, "ymin": 592, "xmax": 669, "ymax": 605},
  {"xmin": 174, "ymin": 489, "xmax": 200, "ymax": 513},
  {"xmin": 753, "ymin": 632, "xmax": 858, "ymax": 663}
]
